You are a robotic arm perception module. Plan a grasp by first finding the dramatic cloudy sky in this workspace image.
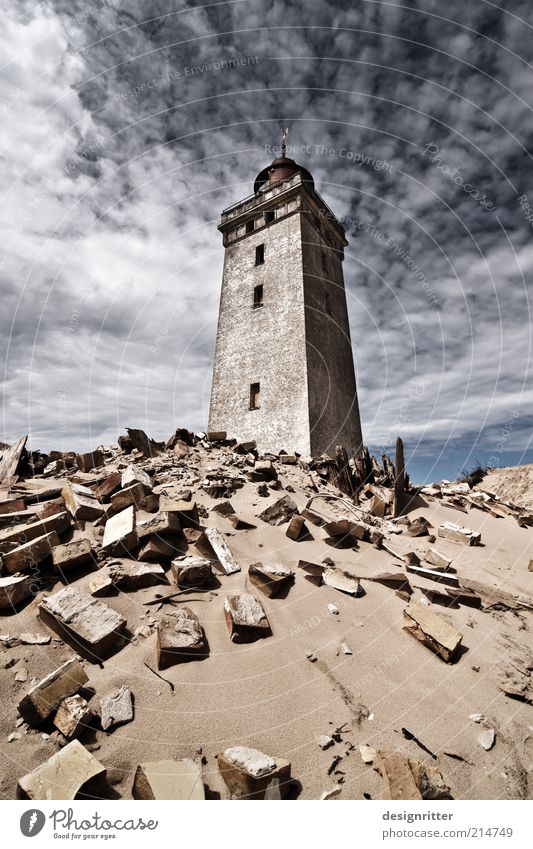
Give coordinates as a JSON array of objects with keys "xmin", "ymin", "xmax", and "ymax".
[{"xmin": 1, "ymin": 0, "xmax": 532, "ymax": 481}]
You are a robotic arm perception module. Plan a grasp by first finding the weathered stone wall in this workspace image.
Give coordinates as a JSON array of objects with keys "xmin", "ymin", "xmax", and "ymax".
[
  {"xmin": 208, "ymin": 210, "xmax": 311, "ymax": 453},
  {"xmin": 209, "ymin": 180, "xmax": 363, "ymax": 457},
  {"xmin": 301, "ymin": 211, "xmax": 363, "ymax": 457}
]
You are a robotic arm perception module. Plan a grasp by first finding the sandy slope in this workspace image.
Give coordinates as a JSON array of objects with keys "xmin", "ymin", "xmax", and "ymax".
[
  {"xmin": 1, "ymin": 449, "xmax": 532, "ymax": 801},
  {"xmin": 477, "ymin": 464, "xmax": 533, "ymax": 512}
]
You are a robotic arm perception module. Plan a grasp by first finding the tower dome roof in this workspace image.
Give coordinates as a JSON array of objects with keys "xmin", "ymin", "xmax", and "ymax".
[{"xmin": 254, "ymin": 154, "xmax": 314, "ymax": 195}]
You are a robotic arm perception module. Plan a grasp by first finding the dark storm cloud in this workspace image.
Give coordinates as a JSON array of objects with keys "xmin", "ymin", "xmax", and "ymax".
[{"xmin": 1, "ymin": 0, "xmax": 532, "ymax": 478}]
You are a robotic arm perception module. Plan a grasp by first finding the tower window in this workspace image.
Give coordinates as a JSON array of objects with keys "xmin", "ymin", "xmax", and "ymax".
[
  {"xmin": 265, "ymin": 209, "xmax": 275, "ymax": 224},
  {"xmin": 249, "ymin": 382, "xmax": 261, "ymax": 410},
  {"xmin": 253, "ymin": 284, "xmax": 264, "ymax": 309},
  {"xmin": 246, "ymin": 219, "xmax": 255, "ymax": 234},
  {"xmin": 255, "ymin": 243, "xmax": 264, "ymax": 265},
  {"xmin": 325, "ymin": 291, "xmax": 332, "ymax": 315}
]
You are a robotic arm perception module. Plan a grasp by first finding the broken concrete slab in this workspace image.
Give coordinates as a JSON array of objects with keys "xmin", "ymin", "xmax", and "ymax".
[
  {"xmin": 93, "ymin": 471, "xmax": 122, "ymax": 501},
  {"xmin": 203, "ymin": 527, "xmax": 240, "ymax": 574},
  {"xmin": 405, "ymin": 516, "xmax": 431, "ymax": 537},
  {"xmin": 76, "ymin": 450, "xmax": 104, "ymax": 473},
  {"xmin": 39, "ymin": 587, "xmax": 127, "ymax": 662},
  {"xmin": 121, "ymin": 464, "xmax": 152, "ymax": 491},
  {"xmin": 364, "ymin": 569, "xmax": 412, "ymax": 594},
  {"xmin": 438, "ymin": 521, "xmax": 481, "ymax": 546},
  {"xmin": 285, "ymin": 514, "xmax": 307, "ymax": 540},
  {"xmin": 224, "ymin": 593, "xmax": 270, "ymax": 642},
  {"xmin": 132, "ymin": 759, "xmax": 205, "ymax": 800},
  {"xmin": 324, "ymin": 518, "xmax": 358, "ymax": 537},
  {"xmin": 0, "ymin": 435, "xmax": 27, "ymax": 484},
  {"xmin": 97, "ymin": 559, "xmax": 167, "ymax": 591},
  {"xmin": 210, "ymin": 500, "xmax": 236, "ymax": 517},
  {"xmin": 102, "ymin": 505, "xmax": 138, "ymax": 554},
  {"xmin": 297, "ymin": 560, "xmax": 362, "ymax": 596},
  {"xmin": 0, "ymin": 510, "xmax": 70, "ymax": 549},
  {"xmin": 17, "ymin": 739, "xmax": 106, "ymax": 800},
  {"xmin": 110, "ymin": 482, "xmax": 146, "ymax": 511},
  {"xmin": 459, "ymin": 578, "xmax": 533, "ymax": 612},
  {"xmin": 217, "ymin": 746, "xmax": 291, "ymax": 799},
  {"xmin": 138, "ymin": 535, "xmax": 177, "ymax": 561},
  {"xmin": 87, "ymin": 571, "xmax": 114, "ymax": 596},
  {"xmin": 375, "ymin": 751, "xmax": 422, "ymax": 800},
  {"xmin": 0, "ymin": 574, "xmax": 35, "ymax": 609},
  {"xmin": 279, "ymin": 454, "xmax": 297, "ymax": 464},
  {"xmin": 100, "ymin": 686, "xmax": 133, "ymax": 731},
  {"xmin": 157, "ymin": 608, "xmax": 206, "ymax": 669},
  {"xmin": 297, "ymin": 559, "xmax": 327, "ymax": 586},
  {"xmin": 250, "ymin": 460, "xmax": 277, "ymax": 482},
  {"xmin": 18, "ymin": 657, "xmax": 89, "ymax": 726},
  {"xmin": 0, "ymin": 509, "xmax": 35, "ymax": 530},
  {"xmin": 126, "ymin": 427, "xmax": 162, "ymax": 458},
  {"xmin": 206, "ymin": 430, "xmax": 227, "ymax": 442},
  {"xmin": 62, "ymin": 482, "xmax": 105, "ymax": 522},
  {"xmin": 248, "ymin": 562, "xmax": 294, "ymax": 597},
  {"xmin": 301, "ymin": 507, "xmax": 327, "ymax": 527},
  {"xmin": 0, "ymin": 496, "xmax": 27, "ymax": 515},
  {"xmin": 171, "ymin": 555, "xmax": 213, "ymax": 588},
  {"xmin": 3, "ymin": 530, "xmax": 60, "ymax": 574},
  {"xmin": 136, "ymin": 511, "xmax": 181, "ymax": 540},
  {"xmin": 227, "ymin": 512, "xmax": 255, "ymax": 530},
  {"xmin": 403, "ymin": 602, "xmax": 463, "ymax": 663},
  {"xmin": 53, "ymin": 695, "xmax": 93, "ymax": 740},
  {"xmin": 234, "ymin": 440, "xmax": 256, "ymax": 454},
  {"xmin": 322, "ymin": 565, "xmax": 363, "ymax": 597},
  {"xmin": 408, "ymin": 759, "xmax": 452, "ymax": 800},
  {"xmin": 160, "ymin": 498, "xmax": 199, "ymax": 528},
  {"xmin": 19, "ymin": 632, "xmax": 51, "ymax": 645},
  {"xmin": 258, "ymin": 495, "xmax": 298, "ymax": 526},
  {"xmin": 10, "ymin": 480, "xmax": 64, "ymax": 504},
  {"xmin": 52, "ymin": 538, "xmax": 94, "ymax": 575},
  {"xmin": 424, "ymin": 548, "xmax": 452, "ymax": 571}
]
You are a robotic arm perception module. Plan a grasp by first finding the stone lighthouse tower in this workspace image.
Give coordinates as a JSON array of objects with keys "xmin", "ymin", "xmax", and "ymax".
[{"xmin": 208, "ymin": 141, "xmax": 363, "ymax": 457}]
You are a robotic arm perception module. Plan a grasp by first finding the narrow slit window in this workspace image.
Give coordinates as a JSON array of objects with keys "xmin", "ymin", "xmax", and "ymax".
[
  {"xmin": 265, "ymin": 209, "xmax": 275, "ymax": 224},
  {"xmin": 249, "ymin": 382, "xmax": 261, "ymax": 410},
  {"xmin": 255, "ymin": 243, "xmax": 264, "ymax": 265},
  {"xmin": 253, "ymin": 284, "xmax": 264, "ymax": 309},
  {"xmin": 246, "ymin": 219, "xmax": 255, "ymax": 234},
  {"xmin": 325, "ymin": 290, "xmax": 332, "ymax": 315}
]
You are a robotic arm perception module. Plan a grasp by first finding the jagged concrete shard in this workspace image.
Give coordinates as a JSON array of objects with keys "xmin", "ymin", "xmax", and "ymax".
[
  {"xmin": 224, "ymin": 593, "xmax": 271, "ymax": 642},
  {"xmin": 403, "ymin": 602, "xmax": 463, "ymax": 663},
  {"xmin": 38, "ymin": 587, "xmax": 128, "ymax": 662},
  {"xmin": 132, "ymin": 759, "xmax": 205, "ymax": 800},
  {"xmin": 17, "ymin": 740, "xmax": 106, "ymax": 800},
  {"xmin": 157, "ymin": 608, "xmax": 206, "ymax": 669},
  {"xmin": 18, "ymin": 657, "xmax": 89, "ymax": 726},
  {"xmin": 248, "ymin": 562, "xmax": 294, "ymax": 597},
  {"xmin": 217, "ymin": 746, "xmax": 292, "ymax": 799}
]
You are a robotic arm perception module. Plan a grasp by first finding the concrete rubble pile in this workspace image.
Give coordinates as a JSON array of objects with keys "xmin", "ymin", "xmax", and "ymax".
[{"xmin": 1, "ymin": 428, "xmax": 532, "ymax": 800}]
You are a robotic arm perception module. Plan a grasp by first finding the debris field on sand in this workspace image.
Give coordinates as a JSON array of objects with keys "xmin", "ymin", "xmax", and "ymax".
[{"xmin": 1, "ymin": 431, "xmax": 532, "ymax": 800}]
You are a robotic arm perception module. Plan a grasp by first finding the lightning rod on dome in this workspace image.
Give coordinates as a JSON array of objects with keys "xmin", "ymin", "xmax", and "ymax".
[{"xmin": 280, "ymin": 124, "xmax": 288, "ymax": 156}]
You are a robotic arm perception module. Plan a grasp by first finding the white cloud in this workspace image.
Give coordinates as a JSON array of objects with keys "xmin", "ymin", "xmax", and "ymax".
[{"xmin": 0, "ymin": 0, "xmax": 531, "ymax": 480}]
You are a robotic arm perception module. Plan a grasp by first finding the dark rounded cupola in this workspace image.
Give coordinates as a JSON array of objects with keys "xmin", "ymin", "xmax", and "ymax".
[{"xmin": 254, "ymin": 151, "xmax": 314, "ymax": 195}]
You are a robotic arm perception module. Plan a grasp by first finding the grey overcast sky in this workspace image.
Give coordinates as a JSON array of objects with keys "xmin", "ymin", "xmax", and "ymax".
[{"xmin": 1, "ymin": 0, "xmax": 532, "ymax": 482}]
